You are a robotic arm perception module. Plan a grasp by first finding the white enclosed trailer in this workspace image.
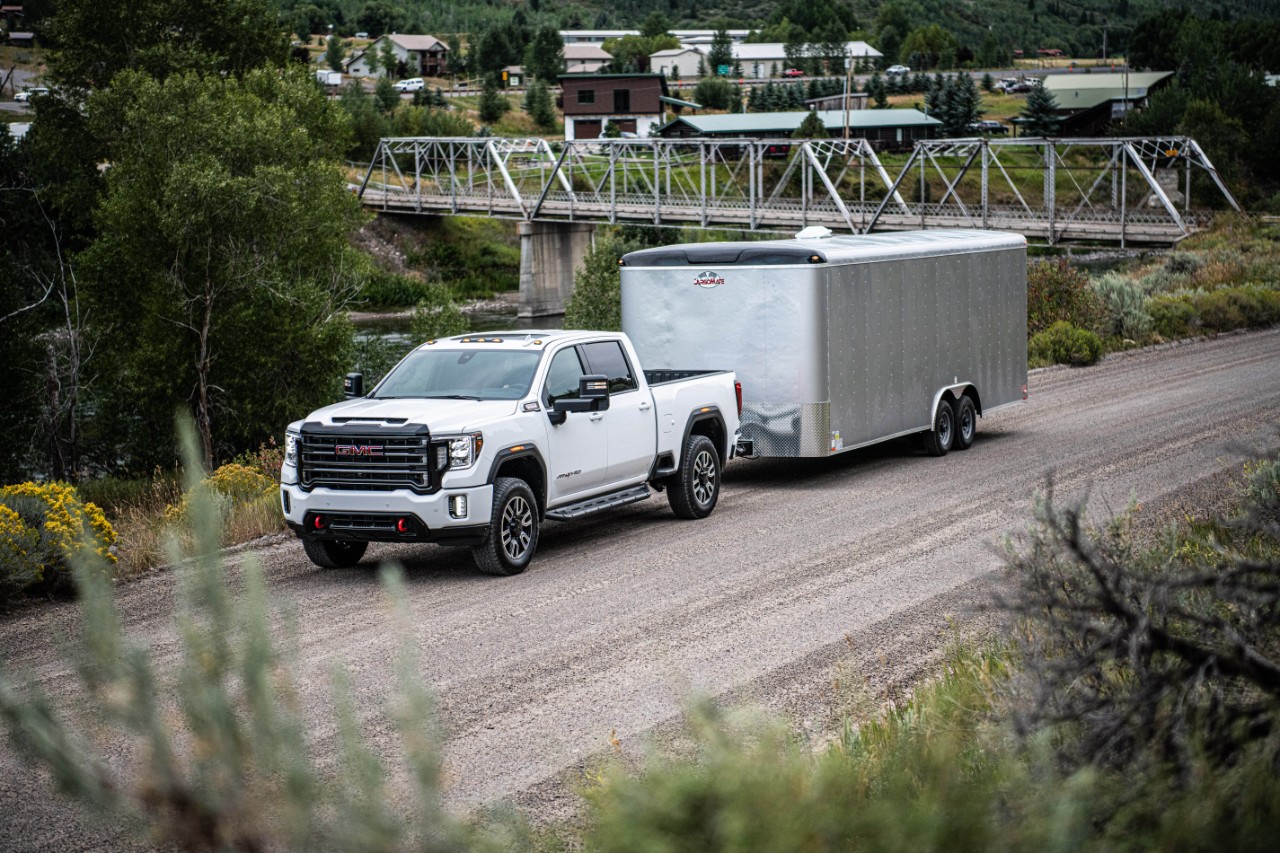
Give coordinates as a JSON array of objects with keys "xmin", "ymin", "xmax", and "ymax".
[{"xmin": 620, "ymin": 229, "xmax": 1027, "ymax": 458}]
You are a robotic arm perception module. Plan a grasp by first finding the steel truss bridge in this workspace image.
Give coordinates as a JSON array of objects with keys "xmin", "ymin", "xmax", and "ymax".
[{"xmin": 358, "ymin": 135, "xmax": 1240, "ymax": 246}]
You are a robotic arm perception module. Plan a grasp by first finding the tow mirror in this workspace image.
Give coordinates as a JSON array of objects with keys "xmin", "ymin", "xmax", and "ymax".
[
  {"xmin": 344, "ymin": 372, "xmax": 364, "ymax": 398},
  {"xmin": 548, "ymin": 374, "xmax": 611, "ymax": 425}
]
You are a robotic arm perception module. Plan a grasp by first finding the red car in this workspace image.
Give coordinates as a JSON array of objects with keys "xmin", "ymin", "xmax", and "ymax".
[{"xmin": 782, "ymin": 68, "xmax": 805, "ymax": 78}]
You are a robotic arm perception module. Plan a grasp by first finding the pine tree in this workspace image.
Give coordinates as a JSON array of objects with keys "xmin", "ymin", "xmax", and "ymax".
[
  {"xmin": 478, "ymin": 74, "xmax": 510, "ymax": 123},
  {"xmin": 1020, "ymin": 82, "xmax": 1060, "ymax": 136},
  {"xmin": 794, "ymin": 110, "xmax": 828, "ymax": 139},
  {"xmin": 523, "ymin": 79, "xmax": 556, "ymax": 129}
]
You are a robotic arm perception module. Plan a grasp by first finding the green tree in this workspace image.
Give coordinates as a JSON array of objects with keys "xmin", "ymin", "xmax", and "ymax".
[
  {"xmin": 478, "ymin": 74, "xmax": 510, "ymax": 123},
  {"xmin": 794, "ymin": 111, "xmax": 828, "ymax": 139},
  {"xmin": 603, "ymin": 34, "xmax": 680, "ymax": 74},
  {"xmin": 79, "ymin": 68, "xmax": 366, "ymax": 470},
  {"xmin": 374, "ymin": 75, "xmax": 399, "ymax": 111},
  {"xmin": 708, "ymin": 29, "xmax": 734, "ymax": 76},
  {"xmin": 641, "ymin": 11, "xmax": 673, "ymax": 39},
  {"xmin": 524, "ymin": 26, "xmax": 565, "ymax": 81},
  {"xmin": 44, "ymin": 0, "xmax": 289, "ymax": 89},
  {"xmin": 379, "ymin": 40, "xmax": 399, "ymax": 79},
  {"xmin": 564, "ymin": 235, "xmax": 637, "ymax": 331},
  {"xmin": 523, "ymin": 79, "xmax": 556, "ymax": 130},
  {"xmin": 326, "ymin": 33, "xmax": 348, "ymax": 73},
  {"xmin": 355, "ymin": 0, "xmax": 405, "ymax": 37},
  {"xmin": 694, "ymin": 77, "xmax": 736, "ymax": 110},
  {"xmin": 1020, "ymin": 82, "xmax": 1061, "ymax": 136}
]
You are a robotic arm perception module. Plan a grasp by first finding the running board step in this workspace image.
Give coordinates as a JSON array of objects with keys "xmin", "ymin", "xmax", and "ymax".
[{"xmin": 545, "ymin": 484, "xmax": 651, "ymax": 521}]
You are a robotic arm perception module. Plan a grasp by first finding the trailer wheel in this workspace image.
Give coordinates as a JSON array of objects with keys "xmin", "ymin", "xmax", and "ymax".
[
  {"xmin": 472, "ymin": 477, "xmax": 539, "ymax": 576},
  {"xmin": 953, "ymin": 396, "xmax": 977, "ymax": 450},
  {"xmin": 668, "ymin": 435, "xmax": 720, "ymax": 519},
  {"xmin": 302, "ymin": 537, "xmax": 368, "ymax": 569},
  {"xmin": 922, "ymin": 399, "xmax": 955, "ymax": 457}
]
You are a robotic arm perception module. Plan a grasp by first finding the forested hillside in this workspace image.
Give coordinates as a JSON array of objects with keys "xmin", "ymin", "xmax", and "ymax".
[{"xmin": 268, "ymin": 0, "xmax": 1280, "ymax": 61}]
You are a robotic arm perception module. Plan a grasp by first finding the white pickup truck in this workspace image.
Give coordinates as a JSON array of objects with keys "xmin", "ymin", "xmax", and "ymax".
[{"xmin": 280, "ymin": 330, "xmax": 741, "ymax": 576}]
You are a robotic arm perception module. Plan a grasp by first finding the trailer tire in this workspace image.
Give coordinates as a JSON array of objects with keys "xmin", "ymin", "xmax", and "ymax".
[
  {"xmin": 302, "ymin": 537, "xmax": 368, "ymax": 569},
  {"xmin": 667, "ymin": 435, "xmax": 720, "ymax": 519},
  {"xmin": 954, "ymin": 396, "xmax": 977, "ymax": 450},
  {"xmin": 922, "ymin": 399, "xmax": 955, "ymax": 457},
  {"xmin": 472, "ymin": 477, "xmax": 539, "ymax": 576}
]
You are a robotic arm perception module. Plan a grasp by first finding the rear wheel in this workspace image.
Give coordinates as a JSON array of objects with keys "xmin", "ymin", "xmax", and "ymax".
[
  {"xmin": 668, "ymin": 435, "xmax": 720, "ymax": 519},
  {"xmin": 922, "ymin": 399, "xmax": 956, "ymax": 457},
  {"xmin": 472, "ymin": 477, "xmax": 539, "ymax": 576},
  {"xmin": 302, "ymin": 537, "xmax": 368, "ymax": 569},
  {"xmin": 954, "ymin": 396, "xmax": 977, "ymax": 450}
]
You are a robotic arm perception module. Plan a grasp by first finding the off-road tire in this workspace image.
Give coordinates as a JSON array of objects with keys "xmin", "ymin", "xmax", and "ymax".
[
  {"xmin": 954, "ymin": 396, "xmax": 977, "ymax": 450},
  {"xmin": 472, "ymin": 477, "xmax": 539, "ymax": 576},
  {"xmin": 922, "ymin": 398, "xmax": 956, "ymax": 457},
  {"xmin": 667, "ymin": 435, "xmax": 721, "ymax": 519},
  {"xmin": 302, "ymin": 537, "xmax": 368, "ymax": 569}
]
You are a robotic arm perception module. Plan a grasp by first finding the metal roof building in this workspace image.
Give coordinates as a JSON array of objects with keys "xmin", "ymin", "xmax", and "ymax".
[{"xmin": 657, "ymin": 109, "xmax": 940, "ymax": 150}]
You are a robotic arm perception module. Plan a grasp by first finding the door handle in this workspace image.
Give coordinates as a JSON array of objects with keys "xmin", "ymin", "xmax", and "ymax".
[
  {"xmin": 589, "ymin": 413, "xmax": 604, "ymax": 421},
  {"xmin": 638, "ymin": 401, "xmax": 652, "ymax": 411}
]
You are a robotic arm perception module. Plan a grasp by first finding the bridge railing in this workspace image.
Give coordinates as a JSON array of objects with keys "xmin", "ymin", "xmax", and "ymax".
[{"xmin": 359, "ymin": 135, "xmax": 1239, "ymax": 244}]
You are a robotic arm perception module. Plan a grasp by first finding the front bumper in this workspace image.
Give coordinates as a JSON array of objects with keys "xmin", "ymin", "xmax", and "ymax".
[{"xmin": 281, "ymin": 482, "xmax": 494, "ymax": 544}]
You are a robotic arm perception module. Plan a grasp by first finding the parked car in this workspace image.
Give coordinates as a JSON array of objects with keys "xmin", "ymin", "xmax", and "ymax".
[
  {"xmin": 1006, "ymin": 78, "xmax": 1042, "ymax": 93},
  {"xmin": 967, "ymin": 119, "xmax": 1008, "ymax": 135},
  {"xmin": 281, "ymin": 331, "xmax": 741, "ymax": 575},
  {"xmin": 993, "ymin": 77, "xmax": 1020, "ymax": 92},
  {"xmin": 885, "ymin": 64, "xmax": 911, "ymax": 76},
  {"xmin": 393, "ymin": 77, "xmax": 425, "ymax": 93},
  {"xmin": 14, "ymin": 86, "xmax": 50, "ymax": 102},
  {"xmin": 782, "ymin": 68, "xmax": 805, "ymax": 78}
]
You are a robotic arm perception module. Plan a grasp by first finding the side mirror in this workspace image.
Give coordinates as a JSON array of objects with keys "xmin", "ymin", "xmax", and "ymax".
[
  {"xmin": 548, "ymin": 374, "xmax": 611, "ymax": 425},
  {"xmin": 344, "ymin": 372, "xmax": 364, "ymax": 398}
]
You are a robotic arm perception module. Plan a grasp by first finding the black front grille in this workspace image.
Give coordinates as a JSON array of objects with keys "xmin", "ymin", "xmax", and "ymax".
[{"xmin": 299, "ymin": 423, "xmax": 441, "ymax": 493}]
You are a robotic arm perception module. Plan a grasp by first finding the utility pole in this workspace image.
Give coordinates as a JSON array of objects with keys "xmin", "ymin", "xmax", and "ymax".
[{"xmin": 843, "ymin": 47, "xmax": 853, "ymax": 141}]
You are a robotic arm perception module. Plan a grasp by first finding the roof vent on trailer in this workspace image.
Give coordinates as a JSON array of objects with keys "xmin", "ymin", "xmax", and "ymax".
[{"xmin": 795, "ymin": 226, "xmax": 833, "ymax": 240}]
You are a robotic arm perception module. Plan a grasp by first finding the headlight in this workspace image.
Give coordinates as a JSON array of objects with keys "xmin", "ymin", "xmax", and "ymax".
[
  {"xmin": 446, "ymin": 433, "xmax": 483, "ymax": 470},
  {"xmin": 284, "ymin": 430, "xmax": 299, "ymax": 466}
]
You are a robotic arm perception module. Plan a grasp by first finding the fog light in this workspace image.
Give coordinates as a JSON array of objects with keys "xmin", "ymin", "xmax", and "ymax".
[
  {"xmin": 449, "ymin": 494, "xmax": 468, "ymax": 519},
  {"xmin": 312, "ymin": 514, "xmax": 326, "ymax": 530},
  {"xmin": 396, "ymin": 516, "xmax": 413, "ymax": 534}
]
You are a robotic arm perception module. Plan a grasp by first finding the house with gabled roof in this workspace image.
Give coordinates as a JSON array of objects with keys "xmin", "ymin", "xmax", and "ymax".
[{"xmin": 347, "ymin": 34, "xmax": 449, "ymax": 79}]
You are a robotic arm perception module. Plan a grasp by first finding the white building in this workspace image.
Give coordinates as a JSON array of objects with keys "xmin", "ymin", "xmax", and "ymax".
[
  {"xmin": 650, "ymin": 47, "xmax": 705, "ymax": 80},
  {"xmin": 563, "ymin": 44, "xmax": 613, "ymax": 74},
  {"xmin": 650, "ymin": 41, "xmax": 884, "ymax": 81},
  {"xmin": 347, "ymin": 34, "xmax": 450, "ymax": 78},
  {"xmin": 561, "ymin": 29, "xmax": 750, "ymax": 45}
]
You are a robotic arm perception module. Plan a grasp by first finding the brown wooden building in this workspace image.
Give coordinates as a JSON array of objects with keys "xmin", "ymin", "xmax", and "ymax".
[{"xmin": 557, "ymin": 73, "xmax": 669, "ymax": 141}]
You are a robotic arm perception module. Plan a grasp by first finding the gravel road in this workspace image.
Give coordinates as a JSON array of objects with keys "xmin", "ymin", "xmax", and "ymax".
[{"xmin": 3, "ymin": 327, "xmax": 1279, "ymax": 849}]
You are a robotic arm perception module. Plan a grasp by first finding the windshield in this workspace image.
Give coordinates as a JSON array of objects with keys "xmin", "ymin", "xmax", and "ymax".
[{"xmin": 373, "ymin": 349, "xmax": 541, "ymax": 400}]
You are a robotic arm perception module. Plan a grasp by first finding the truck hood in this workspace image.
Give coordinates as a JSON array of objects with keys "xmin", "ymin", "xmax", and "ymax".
[{"xmin": 303, "ymin": 397, "xmax": 521, "ymax": 433}]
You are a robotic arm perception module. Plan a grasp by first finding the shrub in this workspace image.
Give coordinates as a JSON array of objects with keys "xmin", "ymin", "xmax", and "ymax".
[
  {"xmin": 408, "ymin": 284, "xmax": 470, "ymax": 341},
  {"xmin": 1092, "ymin": 272, "xmax": 1153, "ymax": 341},
  {"xmin": 163, "ymin": 463, "xmax": 280, "ymax": 542},
  {"xmin": 1195, "ymin": 288, "xmax": 1246, "ymax": 332},
  {"xmin": 0, "ymin": 482, "xmax": 117, "ymax": 601},
  {"xmin": 1026, "ymin": 259, "xmax": 1104, "ymax": 335},
  {"xmin": 564, "ymin": 234, "xmax": 638, "ymax": 331},
  {"xmin": 1027, "ymin": 321, "xmax": 1103, "ymax": 367},
  {"xmin": 1148, "ymin": 293, "xmax": 1197, "ymax": 338}
]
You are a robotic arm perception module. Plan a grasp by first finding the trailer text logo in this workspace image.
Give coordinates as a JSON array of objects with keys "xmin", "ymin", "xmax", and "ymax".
[{"xmin": 693, "ymin": 270, "xmax": 725, "ymax": 288}]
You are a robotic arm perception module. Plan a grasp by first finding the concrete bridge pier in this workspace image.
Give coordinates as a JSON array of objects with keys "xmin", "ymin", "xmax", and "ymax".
[{"xmin": 517, "ymin": 221, "xmax": 596, "ymax": 318}]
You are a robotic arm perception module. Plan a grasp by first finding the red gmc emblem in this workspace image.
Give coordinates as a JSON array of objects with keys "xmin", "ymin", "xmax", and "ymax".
[{"xmin": 335, "ymin": 444, "xmax": 384, "ymax": 456}]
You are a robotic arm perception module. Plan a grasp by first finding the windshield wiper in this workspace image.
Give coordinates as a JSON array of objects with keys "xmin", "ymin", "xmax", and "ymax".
[{"xmin": 424, "ymin": 394, "xmax": 482, "ymax": 400}]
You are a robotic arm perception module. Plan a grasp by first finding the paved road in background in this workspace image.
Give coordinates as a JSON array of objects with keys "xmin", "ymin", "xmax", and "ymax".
[{"xmin": 2, "ymin": 328, "xmax": 1278, "ymax": 848}]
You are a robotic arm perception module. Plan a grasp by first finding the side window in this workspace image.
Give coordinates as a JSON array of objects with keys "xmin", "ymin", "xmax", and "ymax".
[
  {"xmin": 577, "ymin": 89, "xmax": 595, "ymax": 105},
  {"xmin": 544, "ymin": 347, "xmax": 585, "ymax": 405},
  {"xmin": 582, "ymin": 341, "xmax": 637, "ymax": 394}
]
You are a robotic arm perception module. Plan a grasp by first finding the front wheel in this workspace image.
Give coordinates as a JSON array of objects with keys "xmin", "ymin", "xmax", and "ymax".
[
  {"xmin": 953, "ymin": 396, "xmax": 977, "ymax": 450},
  {"xmin": 472, "ymin": 477, "xmax": 539, "ymax": 576},
  {"xmin": 668, "ymin": 435, "xmax": 721, "ymax": 519},
  {"xmin": 921, "ymin": 398, "xmax": 956, "ymax": 457},
  {"xmin": 302, "ymin": 537, "xmax": 368, "ymax": 569}
]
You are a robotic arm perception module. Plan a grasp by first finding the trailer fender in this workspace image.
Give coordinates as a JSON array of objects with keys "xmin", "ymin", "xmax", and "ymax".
[{"xmin": 928, "ymin": 383, "xmax": 977, "ymax": 429}]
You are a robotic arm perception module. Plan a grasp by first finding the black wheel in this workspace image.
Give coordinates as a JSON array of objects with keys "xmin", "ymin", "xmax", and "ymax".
[
  {"xmin": 472, "ymin": 477, "xmax": 539, "ymax": 576},
  {"xmin": 921, "ymin": 399, "xmax": 956, "ymax": 457},
  {"xmin": 667, "ymin": 435, "xmax": 721, "ymax": 519},
  {"xmin": 954, "ymin": 396, "xmax": 977, "ymax": 450},
  {"xmin": 302, "ymin": 537, "xmax": 368, "ymax": 569}
]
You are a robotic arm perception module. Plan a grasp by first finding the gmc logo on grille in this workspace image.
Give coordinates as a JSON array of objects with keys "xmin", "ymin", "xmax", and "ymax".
[{"xmin": 334, "ymin": 444, "xmax": 384, "ymax": 457}]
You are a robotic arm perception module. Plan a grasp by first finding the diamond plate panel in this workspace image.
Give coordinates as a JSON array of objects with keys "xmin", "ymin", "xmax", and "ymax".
[{"xmin": 740, "ymin": 402, "xmax": 831, "ymax": 457}]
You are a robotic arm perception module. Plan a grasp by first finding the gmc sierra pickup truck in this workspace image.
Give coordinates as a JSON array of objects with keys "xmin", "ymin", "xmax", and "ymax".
[{"xmin": 280, "ymin": 330, "xmax": 741, "ymax": 576}]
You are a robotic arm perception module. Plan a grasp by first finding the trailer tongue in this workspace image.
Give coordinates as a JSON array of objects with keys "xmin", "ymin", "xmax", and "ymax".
[{"xmin": 620, "ymin": 229, "xmax": 1028, "ymax": 458}]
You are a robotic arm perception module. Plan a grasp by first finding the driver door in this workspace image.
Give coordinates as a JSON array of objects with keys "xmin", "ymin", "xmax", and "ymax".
[{"xmin": 542, "ymin": 345, "xmax": 608, "ymax": 503}]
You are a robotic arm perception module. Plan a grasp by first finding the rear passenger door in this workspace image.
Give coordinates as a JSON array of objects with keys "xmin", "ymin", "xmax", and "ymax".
[{"xmin": 581, "ymin": 340, "xmax": 657, "ymax": 487}]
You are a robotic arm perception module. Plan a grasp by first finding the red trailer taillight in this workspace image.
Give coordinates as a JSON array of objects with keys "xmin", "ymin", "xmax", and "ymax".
[{"xmin": 734, "ymin": 381, "xmax": 743, "ymax": 417}]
